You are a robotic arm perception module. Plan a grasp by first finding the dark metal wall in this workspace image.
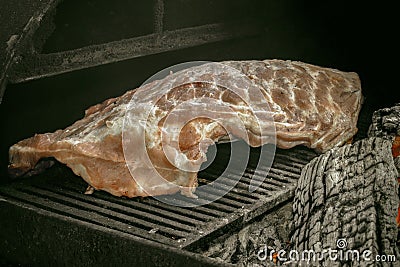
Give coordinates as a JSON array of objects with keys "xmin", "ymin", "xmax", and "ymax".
[{"xmin": 41, "ymin": 0, "xmax": 265, "ymax": 52}]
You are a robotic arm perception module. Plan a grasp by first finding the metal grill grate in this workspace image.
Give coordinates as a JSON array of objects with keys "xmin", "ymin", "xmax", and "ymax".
[{"xmin": 0, "ymin": 144, "xmax": 317, "ymax": 249}]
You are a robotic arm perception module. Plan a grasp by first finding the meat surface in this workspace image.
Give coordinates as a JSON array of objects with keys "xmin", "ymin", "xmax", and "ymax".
[{"xmin": 8, "ymin": 60, "xmax": 363, "ymax": 198}]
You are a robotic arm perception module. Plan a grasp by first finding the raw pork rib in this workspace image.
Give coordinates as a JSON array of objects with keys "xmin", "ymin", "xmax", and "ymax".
[{"xmin": 8, "ymin": 60, "xmax": 363, "ymax": 198}]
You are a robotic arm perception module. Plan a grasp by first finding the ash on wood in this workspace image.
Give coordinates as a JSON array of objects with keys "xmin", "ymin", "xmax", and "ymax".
[
  {"xmin": 200, "ymin": 201, "xmax": 292, "ymax": 266},
  {"xmin": 368, "ymin": 103, "xmax": 400, "ymax": 173},
  {"xmin": 368, "ymin": 103, "xmax": 400, "ymax": 139},
  {"xmin": 291, "ymin": 137, "xmax": 399, "ymax": 266},
  {"xmin": 368, "ymin": 103, "xmax": 400, "ymax": 248}
]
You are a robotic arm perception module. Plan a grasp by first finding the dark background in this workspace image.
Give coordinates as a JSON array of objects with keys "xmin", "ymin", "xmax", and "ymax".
[{"xmin": 0, "ymin": 0, "xmax": 398, "ymax": 181}]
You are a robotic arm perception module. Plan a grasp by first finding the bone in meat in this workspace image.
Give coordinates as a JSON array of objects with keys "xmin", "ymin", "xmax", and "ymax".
[{"xmin": 8, "ymin": 60, "xmax": 363, "ymax": 198}]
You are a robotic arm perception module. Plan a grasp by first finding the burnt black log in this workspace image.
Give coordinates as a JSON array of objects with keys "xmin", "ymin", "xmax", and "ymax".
[
  {"xmin": 368, "ymin": 103, "xmax": 400, "ymax": 173},
  {"xmin": 368, "ymin": 103, "xmax": 400, "ymax": 140},
  {"xmin": 201, "ymin": 202, "xmax": 292, "ymax": 266},
  {"xmin": 290, "ymin": 137, "xmax": 399, "ymax": 266}
]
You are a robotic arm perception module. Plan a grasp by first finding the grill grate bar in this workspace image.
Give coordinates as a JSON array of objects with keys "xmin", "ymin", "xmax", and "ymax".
[
  {"xmin": 2, "ymin": 187, "xmax": 183, "ymax": 244},
  {"xmin": 270, "ymin": 162, "xmax": 303, "ymax": 175},
  {"xmin": 198, "ymin": 177, "xmax": 263, "ymax": 203},
  {"xmin": 245, "ymin": 167, "xmax": 296, "ymax": 184},
  {"xmin": 20, "ymin": 186, "xmax": 192, "ymax": 239},
  {"xmin": 61, "ymin": 181, "xmax": 226, "ymax": 221},
  {"xmin": 242, "ymin": 172, "xmax": 290, "ymax": 189},
  {"xmin": 293, "ymin": 149, "xmax": 318, "ymax": 160},
  {"xmin": 159, "ymin": 193, "xmax": 238, "ymax": 213},
  {"xmin": 195, "ymin": 190, "xmax": 247, "ymax": 209},
  {"xmin": 265, "ymin": 169, "xmax": 299, "ymax": 184},
  {"xmin": 200, "ymin": 171, "xmax": 278, "ymax": 199},
  {"xmin": 203, "ymin": 187, "xmax": 255, "ymax": 205},
  {"xmin": 34, "ymin": 184, "xmax": 201, "ymax": 232},
  {"xmin": 144, "ymin": 197, "xmax": 226, "ymax": 219},
  {"xmin": 59, "ymin": 182, "xmax": 216, "ymax": 224},
  {"xmin": 269, "ymin": 166, "xmax": 301, "ymax": 179},
  {"xmin": 274, "ymin": 154, "xmax": 312, "ymax": 168},
  {"xmin": 211, "ymin": 180, "xmax": 265, "ymax": 200},
  {"xmin": 227, "ymin": 173, "xmax": 281, "ymax": 191},
  {"xmin": 201, "ymin": 166, "xmax": 281, "ymax": 194},
  {"xmin": 94, "ymin": 193, "xmax": 211, "ymax": 224}
]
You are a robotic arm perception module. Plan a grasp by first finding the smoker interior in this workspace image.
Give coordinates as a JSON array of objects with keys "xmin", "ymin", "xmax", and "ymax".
[
  {"xmin": 0, "ymin": 1, "xmax": 398, "ymax": 266},
  {"xmin": 0, "ymin": 105, "xmax": 375, "ymax": 266}
]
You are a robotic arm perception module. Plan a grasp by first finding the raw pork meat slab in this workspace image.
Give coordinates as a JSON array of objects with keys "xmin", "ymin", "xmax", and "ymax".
[{"xmin": 8, "ymin": 60, "xmax": 363, "ymax": 198}]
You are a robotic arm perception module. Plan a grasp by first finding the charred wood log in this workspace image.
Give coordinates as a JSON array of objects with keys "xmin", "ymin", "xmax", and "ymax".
[
  {"xmin": 290, "ymin": 137, "xmax": 399, "ymax": 266},
  {"xmin": 368, "ymin": 103, "xmax": 400, "ymax": 140},
  {"xmin": 368, "ymin": 103, "xmax": 400, "ymax": 172},
  {"xmin": 368, "ymin": 103, "xmax": 400, "ymax": 243}
]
